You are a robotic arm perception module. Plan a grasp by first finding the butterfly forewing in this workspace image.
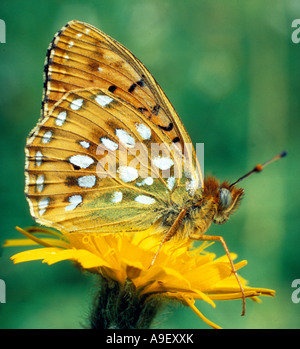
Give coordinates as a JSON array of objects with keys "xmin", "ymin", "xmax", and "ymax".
[
  {"xmin": 43, "ymin": 21, "xmax": 195, "ymax": 150},
  {"xmin": 26, "ymin": 20, "xmax": 203, "ymax": 234}
]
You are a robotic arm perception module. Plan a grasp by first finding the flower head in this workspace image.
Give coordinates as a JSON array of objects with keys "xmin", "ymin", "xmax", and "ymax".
[{"xmin": 5, "ymin": 226, "xmax": 275, "ymax": 329}]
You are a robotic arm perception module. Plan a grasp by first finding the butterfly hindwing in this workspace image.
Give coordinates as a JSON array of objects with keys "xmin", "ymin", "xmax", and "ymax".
[{"xmin": 26, "ymin": 88, "xmax": 195, "ymax": 233}]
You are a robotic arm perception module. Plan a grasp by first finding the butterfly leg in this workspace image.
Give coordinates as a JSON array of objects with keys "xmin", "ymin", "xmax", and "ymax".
[
  {"xmin": 189, "ymin": 234, "xmax": 246, "ymax": 316},
  {"xmin": 149, "ymin": 208, "xmax": 188, "ymax": 268}
]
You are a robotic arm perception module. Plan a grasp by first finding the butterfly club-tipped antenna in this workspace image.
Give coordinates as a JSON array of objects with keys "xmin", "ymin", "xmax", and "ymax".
[{"xmin": 230, "ymin": 150, "xmax": 287, "ymax": 188}]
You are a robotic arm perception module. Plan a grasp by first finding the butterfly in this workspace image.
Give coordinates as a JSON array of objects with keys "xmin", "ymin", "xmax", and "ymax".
[
  {"xmin": 24, "ymin": 20, "xmax": 286, "ymax": 315},
  {"xmin": 25, "ymin": 20, "xmax": 206, "ymax": 236}
]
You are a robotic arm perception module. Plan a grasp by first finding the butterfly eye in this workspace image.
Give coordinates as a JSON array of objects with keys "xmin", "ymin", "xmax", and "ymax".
[
  {"xmin": 213, "ymin": 188, "xmax": 232, "ymax": 225},
  {"xmin": 219, "ymin": 188, "xmax": 232, "ymax": 209}
]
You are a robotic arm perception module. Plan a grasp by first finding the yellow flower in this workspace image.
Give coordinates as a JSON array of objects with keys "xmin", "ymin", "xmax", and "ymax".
[{"xmin": 5, "ymin": 226, "xmax": 275, "ymax": 329}]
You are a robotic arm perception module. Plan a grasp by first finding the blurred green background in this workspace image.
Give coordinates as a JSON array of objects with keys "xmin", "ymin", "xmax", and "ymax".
[{"xmin": 0, "ymin": 0, "xmax": 299, "ymax": 329}]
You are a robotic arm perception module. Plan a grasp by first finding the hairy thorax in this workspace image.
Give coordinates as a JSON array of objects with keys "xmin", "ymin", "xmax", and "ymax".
[{"xmin": 158, "ymin": 176, "xmax": 243, "ymax": 241}]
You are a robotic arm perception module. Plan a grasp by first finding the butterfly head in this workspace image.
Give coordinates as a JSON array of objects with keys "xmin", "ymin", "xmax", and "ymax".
[
  {"xmin": 211, "ymin": 150, "xmax": 287, "ymax": 225},
  {"xmin": 213, "ymin": 182, "xmax": 244, "ymax": 225},
  {"xmin": 199, "ymin": 177, "xmax": 243, "ymax": 227}
]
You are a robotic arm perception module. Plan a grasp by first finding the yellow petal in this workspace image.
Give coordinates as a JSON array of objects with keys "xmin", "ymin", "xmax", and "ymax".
[
  {"xmin": 181, "ymin": 295, "xmax": 222, "ymax": 329},
  {"xmin": 11, "ymin": 247, "xmax": 62, "ymax": 264},
  {"xmin": 41, "ymin": 248, "xmax": 111, "ymax": 268}
]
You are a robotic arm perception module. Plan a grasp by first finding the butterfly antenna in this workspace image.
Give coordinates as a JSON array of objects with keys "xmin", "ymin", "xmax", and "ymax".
[{"xmin": 230, "ymin": 151, "xmax": 287, "ymax": 188}]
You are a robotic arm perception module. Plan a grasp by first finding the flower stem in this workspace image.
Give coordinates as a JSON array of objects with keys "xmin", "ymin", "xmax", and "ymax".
[{"xmin": 90, "ymin": 276, "xmax": 163, "ymax": 329}]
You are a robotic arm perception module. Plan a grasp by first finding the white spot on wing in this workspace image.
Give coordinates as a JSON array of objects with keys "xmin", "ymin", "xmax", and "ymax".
[
  {"xmin": 167, "ymin": 176, "xmax": 176, "ymax": 190},
  {"xmin": 69, "ymin": 155, "xmax": 94, "ymax": 169},
  {"xmin": 95, "ymin": 94, "xmax": 113, "ymax": 107},
  {"xmin": 68, "ymin": 41, "xmax": 74, "ymax": 48},
  {"xmin": 135, "ymin": 123, "xmax": 151, "ymax": 140},
  {"xmin": 152, "ymin": 156, "xmax": 174, "ymax": 170},
  {"xmin": 65, "ymin": 195, "xmax": 82, "ymax": 211},
  {"xmin": 78, "ymin": 175, "xmax": 96, "ymax": 188},
  {"xmin": 77, "ymin": 33, "xmax": 82, "ymax": 38},
  {"xmin": 36, "ymin": 151, "xmax": 43, "ymax": 166},
  {"xmin": 116, "ymin": 129, "xmax": 135, "ymax": 148},
  {"xmin": 101, "ymin": 137, "xmax": 118, "ymax": 151},
  {"xmin": 70, "ymin": 98, "xmax": 84, "ymax": 110},
  {"xmin": 42, "ymin": 131, "xmax": 53, "ymax": 143},
  {"xmin": 136, "ymin": 177, "xmax": 154, "ymax": 186},
  {"xmin": 38, "ymin": 197, "xmax": 50, "ymax": 216},
  {"xmin": 38, "ymin": 197, "xmax": 49, "ymax": 209},
  {"xmin": 79, "ymin": 141, "xmax": 90, "ymax": 149},
  {"xmin": 36, "ymin": 174, "xmax": 45, "ymax": 193},
  {"xmin": 118, "ymin": 166, "xmax": 138, "ymax": 183},
  {"xmin": 134, "ymin": 195, "xmax": 156, "ymax": 205},
  {"xmin": 111, "ymin": 191, "xmax": 123, "ymax": 203},
  {"xmin": 55, "ymin": 111, "xmax": 67, "ymax": 126}
]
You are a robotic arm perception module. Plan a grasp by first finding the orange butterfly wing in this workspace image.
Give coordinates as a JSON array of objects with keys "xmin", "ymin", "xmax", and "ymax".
[
  {"xmin": 42, "ymin": 21, "xmax": 185, "ymax": 143},
  {"xmin": 25, "ymin": 20, "xmax": 203, "ymax": 234}
]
